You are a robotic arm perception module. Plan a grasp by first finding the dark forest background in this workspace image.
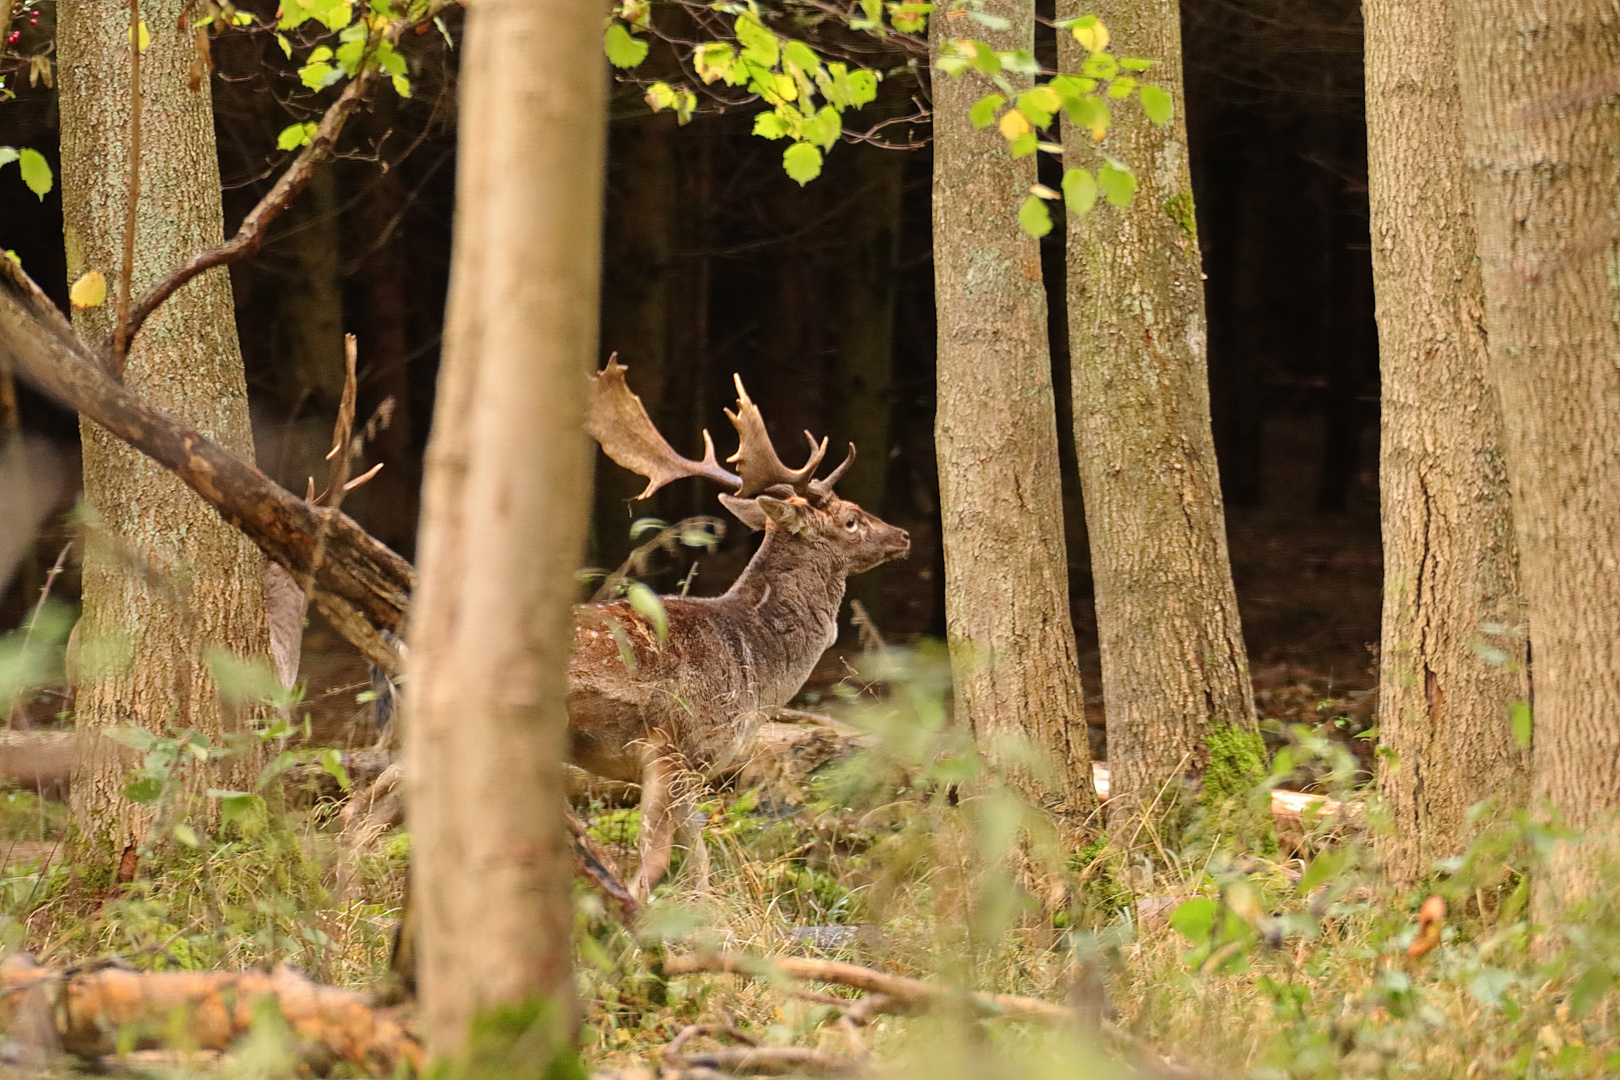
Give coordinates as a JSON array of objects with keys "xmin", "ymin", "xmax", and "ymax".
[{"xmin": 0, "ymin": 0, "xmax": 1380, "ymax": 730}]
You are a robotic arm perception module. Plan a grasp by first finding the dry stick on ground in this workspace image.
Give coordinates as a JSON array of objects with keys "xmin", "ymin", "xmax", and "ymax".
[
  {"xmin": 663, "ymin": 952, "xmax": 1219, "ymax": 1080},
  {"xmin": 663, "ymin": 1023, "xmax": 857, "ymax": 1077},
  {"xmin": 0, "ymin": 953, "xmax": 421, "ymax": 1072}
]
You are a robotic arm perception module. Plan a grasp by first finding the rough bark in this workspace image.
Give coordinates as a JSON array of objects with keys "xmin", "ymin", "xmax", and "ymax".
[
  {"xmin": 1451, "ymin": 1, "xmax": 1620, "ymax": 917},
  {"xmin": 404, "ymin": 0, "xmax": 603, "ymax": 1053},
  {"xmin": 1363, "ymin": 0, "xmax": 1529, "ymax": 887},
  {"xmin": 57, "ymin": 0, "xmax": 269, "ymax": 854},
  {"xmin": 1060, "ymin": 0, "xmax": 1258, "ymax": 838},
  {"xmin": 931, "ymin": 1, "xmax": 1094, "ymax": 821}
]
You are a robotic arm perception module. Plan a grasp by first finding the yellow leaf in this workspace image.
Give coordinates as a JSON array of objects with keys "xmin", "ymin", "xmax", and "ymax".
[
  {"xmin": 127, "ymin": 19, "xmax": 151, "ymax": 53},
  {"xmin": 1073, "ymin": 20, "xmax": 1108, "ymax": 53},
  {"xmin": 1090, "ymin": 122, "xmax": 1106, "ymax": 142},
  {"xmin": 70, "ymin": 270, "xmax": 107, "ymax": 309},
  {"xmin": 998, "ymin": 109, "xmax": 1030, "ymax": 140}
]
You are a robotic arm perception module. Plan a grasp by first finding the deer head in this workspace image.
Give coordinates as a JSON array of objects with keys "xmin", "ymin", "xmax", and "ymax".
[{"xmin": 586, "ymin": 359, "xmax": 910, "ymax": 575}]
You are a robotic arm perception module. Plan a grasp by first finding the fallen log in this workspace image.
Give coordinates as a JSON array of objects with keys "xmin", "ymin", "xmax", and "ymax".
[{"xmin": 0, "ymin": 953, "xmax": 420, "ymax": 1073}]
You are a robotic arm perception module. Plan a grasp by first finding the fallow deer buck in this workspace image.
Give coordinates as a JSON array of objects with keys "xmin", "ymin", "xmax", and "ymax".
[{"xmin": 574, "ymin": 360, "xmax": 910, "ymax": 898}]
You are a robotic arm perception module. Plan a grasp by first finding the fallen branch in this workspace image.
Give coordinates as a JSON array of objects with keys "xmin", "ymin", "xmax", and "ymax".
[
  {"xmin": 0, "ymin": 953, "xmax": 420, "ymax": 1073},
  {"xmin": 0, "ymin": 258, "xmax": 412, "ymax": 673},
  {"xmin": 662, "ymin": 952, "xmax": 1074, "ymax": 1023},
  {"xmin": 663, "ymin": 1023, "xmax": 855, "ymax": 1076}
]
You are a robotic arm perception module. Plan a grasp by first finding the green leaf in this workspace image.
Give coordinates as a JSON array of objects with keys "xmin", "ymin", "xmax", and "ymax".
[
  {"xmin": 1017, "ymin": 195, "xmax": 1052, "ymax": 238},
  {"xmin": 1468, "ymin": 968, "xmax": 1517, "ymax": 1009},
  {"xmin": 1169, "ymin": 897, "xmax": 1216, "ymax": 941},
  {"xmin": 969, "ymin": 93, "xmax": 1005, "ymax": 129},
  {"xmin": 803, "ymin": 105, "xmax": 841, "ymax": 150},
  {"xmin": 846, "ymin": 68, "xmax": 879, "ymax": 106},
  {"xmin": 1061, "ymin": 167, "xmax": 1096, "ymax": 215},
  {"xmin": 1570, "ymin": 965, "xmax": 1613, "ymax": 1018},
  {"xmin": 604, "ymin": 23, "xmax": 649, "ymax": 68},
  {"xmin": 965, "ymin": 9, "xmax": 1008, "ymax": 29},
  {"xmin": 735, "ymin": 11, "xmax": 779, "ymax": 67},
  {"xmin": 782, "ymin": 40, "xmax": 820, "ymax": 78},
  {"xmin": 1119, "ymin": 56, "xmax": 1155, "ymax": 71},
  {"xmin": 0, "ymin": 147, "xmax": 17, "ymax": 168},
  {"xmin": 644, "ymin": 81, "xmax": 678, "ymax": 112},
  {"xmin": 173, "ymin": 822, "xmax": 202, "ymax": 847},
  {"xmin": 1016, "ymin": 86, "xmax": 1060, "ymax": 129},
  {"xmin": 1081, "ymin": 50, "xmax": 1118, "ymax": 80},
  {"xmin": 277, "ymin": 122, "xmax": 319, "ymax": 150},
  {"xmin": 1065, "ymin": 92, "xmax": 1109, "ymax": 134},
  {"xmin": 275, "ymin": 32, "xmax": 293, "ymax": 57},
  {"xmin": 694, "ymin": 41, "xmax": 735, "ymax": 84},
  {"xmin": 1098, "ymin": 161, "xmax": 1136, "ymax": 206},
  {"xmin": 1139, "ymin": 83, "xmax": 1173, "ymax": 125},
  {"xmin": 626, "ymin": 581, "xmax": 668, "ymax": 643},
  {"xmin": 887, "ymin": 0, "xmax": 930, "ymax": 33},
  {"xmin": 1008, "ymin": 131, "xmax": 1036, "ymax": 158},
  {"xmin": 125, "ymin": 777, "xmax": 164, "ymax": 805},
  {"xmin": 1106, "ymin": 75, "xmax": 1136, "ymax": 99},
  {"xmin": 320, "ymin": 747, "xmax": 352, "ymax": 791},
  {"xmin": 753, "ymin": 110, "xmax": 791, "ymax": 139},
  {"xmin": 966, "ymin": 40, "xmax": 1000, "ymax": 76},
  {"xmin": 299, "ymin": 61, "xmax": 339, "ymax": 90},
  {"xmin": 208, "ymin": 788, "xmax": 263, "ymax": 828},
  {"xmin": 1510, "ymin": 700, "xmax": 1532, "ymax": 748},
  {"xmin": 783, "ymin": 141, "xmax": 823, "ymax": 185},
  {"xmin": 17, "ymin": 149, "xmax": 51, "ymax": 200}
]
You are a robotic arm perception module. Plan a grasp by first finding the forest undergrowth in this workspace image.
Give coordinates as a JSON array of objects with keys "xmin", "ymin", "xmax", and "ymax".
[{"xmin": 0, "ymin": 640, "xmax": 1618, "ymax": 1079}]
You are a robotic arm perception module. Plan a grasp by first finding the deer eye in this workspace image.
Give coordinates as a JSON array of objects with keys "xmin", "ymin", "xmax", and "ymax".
[{"xmin": 844, "ymin": 516, "xmax": 859, "ymax": 532}]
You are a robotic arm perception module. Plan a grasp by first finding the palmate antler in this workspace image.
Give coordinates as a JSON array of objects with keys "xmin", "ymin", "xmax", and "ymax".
[
  {"xmin": 588, "ymin": 360, "xmax": 856, "ymax": 504},
  {"xmin": 586, "ymin": 358, "xmax": 741, "ymax": 499}
]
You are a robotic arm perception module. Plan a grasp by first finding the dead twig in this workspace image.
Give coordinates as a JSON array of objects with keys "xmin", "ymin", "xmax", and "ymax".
[{"xmin": 663, "ymin": 1023, "xmax": 856, "ymax": 1076}]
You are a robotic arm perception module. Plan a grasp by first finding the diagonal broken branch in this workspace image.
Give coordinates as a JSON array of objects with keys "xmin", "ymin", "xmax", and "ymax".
[{"xmin": 0, "ymin": 257, "xmax": 413, "ymax": 673}]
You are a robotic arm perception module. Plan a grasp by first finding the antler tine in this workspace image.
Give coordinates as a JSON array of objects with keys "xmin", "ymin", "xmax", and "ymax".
[
  {"xmin": 587, "ymin": 357, "xmax": 742, "ymax": 499},
  {"xmin": 813, "ymin": 442, "xmax": 857, "ymax": 496},
  {"xmin": 723, "ymin": 373, "xmax": 828, "ymax": 498}
]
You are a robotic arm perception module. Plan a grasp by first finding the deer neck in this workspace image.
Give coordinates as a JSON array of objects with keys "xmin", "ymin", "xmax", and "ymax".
[{"xmin": 724, "ymin": 528, "xmax": 846, "ymax": 650}]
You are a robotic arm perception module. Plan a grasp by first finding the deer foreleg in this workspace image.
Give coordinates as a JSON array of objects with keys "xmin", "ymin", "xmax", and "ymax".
[
  {"xmin": 632, "ymin": 744, "xmax": 710, "ymax": 901},
  {"xmin": 632, "ymin": 748, "xmax": 679, "ymax": 902}
]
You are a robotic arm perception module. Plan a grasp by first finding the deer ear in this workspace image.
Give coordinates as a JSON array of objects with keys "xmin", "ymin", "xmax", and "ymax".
[
  {"xmin": 718, "ymin": 493, "xmax": 769, "ymax": 531},
  {"xmin": 755, "ymin": 495, "xmax": 812, "ymax": 536}
]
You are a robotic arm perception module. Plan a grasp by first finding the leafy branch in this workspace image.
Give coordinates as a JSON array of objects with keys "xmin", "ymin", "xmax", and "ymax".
[{"xmin": 107, "ymin": 0, "xmax": 450, "ymax": 363}]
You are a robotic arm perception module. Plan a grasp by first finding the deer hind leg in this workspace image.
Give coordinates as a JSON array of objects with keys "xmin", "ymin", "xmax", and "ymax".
[{"xmin": 632, "ymin": 743, "xmax": 709, "ymax": 901}]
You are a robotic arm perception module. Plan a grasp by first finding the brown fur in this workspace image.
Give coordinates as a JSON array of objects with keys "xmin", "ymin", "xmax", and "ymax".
[{"xmin": 566, "ymin": 491, "xmax": 909, "ymax": 897}]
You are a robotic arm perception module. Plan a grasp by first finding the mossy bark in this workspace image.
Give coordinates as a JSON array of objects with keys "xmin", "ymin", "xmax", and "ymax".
[
  {"xmin": 1059, "ymin": 0, "xmax": 1257, "ymax": 842},
  {"xmin": 58, "ymin": 0, "xmax": 269, "ymax": 855},
  {"xmin": 1451, "ymin": 0, "xmax": 1620, "ymax": 920},
  {"xmin": 1364, "ymin": 0, "xmax": 1528, "ymax": 888},
  {"xmin": 931, "ymin": 0, "xmax": 1094, "ymax": 822},
  {"xmin": 405, "ymin": 0, "xmax": 601, "ymax": 1050}
]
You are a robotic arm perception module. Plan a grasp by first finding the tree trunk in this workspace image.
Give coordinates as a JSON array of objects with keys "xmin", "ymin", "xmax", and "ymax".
[
  {"xmin": 1060, "ymin": 0, "xmax": 1259, "ymax": 839},
  {"xmin": 1451, "ymin": 1, "xmax": 1620, "ymax": 919},
  {"xmin": 1363, "ymin": 0, "xmax": 1529, "ymax": 888},
  {"xmin": 931, "ymin": 2, "xmax": 1094, "ymax": 821},
  {"xmin": 404, "ymin": 0, "xmax": 603, "ymax": 1054},
  {"xmin": 58, "ymin": 0, "xmax": 269, "ymax": 855}
]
